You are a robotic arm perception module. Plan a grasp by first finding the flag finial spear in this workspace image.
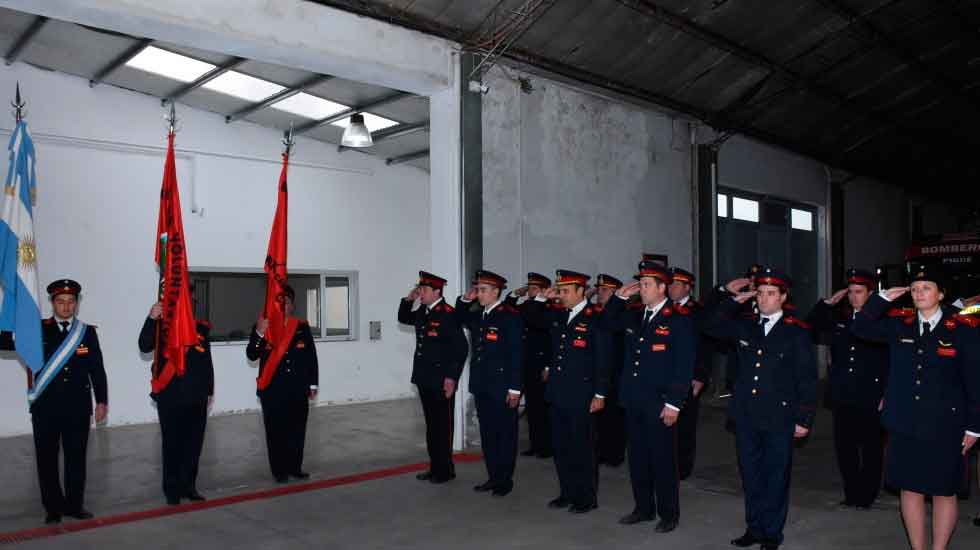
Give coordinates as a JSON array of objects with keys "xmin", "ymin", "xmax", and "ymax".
[
  {"xmin": 11, "ymin": 82, "xmax": 25, "ymax": 123},
  {"xmin": 165, "ymin": 102, "xmax": 178, "ymax": 136},
  {"xmin": 282, "ymin": 122, "xmax": 295, "ymax": 157}
]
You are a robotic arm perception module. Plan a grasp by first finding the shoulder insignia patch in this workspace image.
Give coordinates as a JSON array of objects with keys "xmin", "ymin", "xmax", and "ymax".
[
  {"xmin": 674, "ymin": 304, "xmax": 691, "ymax": 315},
  {"xmin": 661, "ymin": 306, "xmax": 673, "ymax": 317},
  {"xmin": 954, "ymin": 314, "xmax": 979, "ymax": 328},
  {"xmin": 783, "ymin": 316, "xmax": 811, "ymax": 329}
]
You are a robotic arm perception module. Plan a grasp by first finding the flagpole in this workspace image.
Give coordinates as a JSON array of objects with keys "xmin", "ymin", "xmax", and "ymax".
[
  {"xmin": 153, "ymin": 103, "xmax": 178, "ymax": 383},
  {"xmin": 281, "ymin": 124, "xmax": 293, "ymax": 329},
  {"xmin": 10, "ymin": 83, "xmax": 30, "ymax": 389}
]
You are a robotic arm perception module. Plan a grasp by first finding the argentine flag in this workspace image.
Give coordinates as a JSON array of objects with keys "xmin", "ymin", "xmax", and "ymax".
[{"xmin": 0, "ymin": 119, "xmax": 42, "ymax": 377}]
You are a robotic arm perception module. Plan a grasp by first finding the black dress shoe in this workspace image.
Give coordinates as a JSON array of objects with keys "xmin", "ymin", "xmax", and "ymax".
[
  {"xmin": 44, "ymin": 513, "xmax": 61, "ymax": 524},
  {"xmin": 166, "ymin": 496, "xmax": 180, "ymax": 506},
  {"xmin": 654, "ymin": 519, "xmax": 678, "ymax": 533},
  {"xmin": 429, "ymin": 474, "xmax": 455, "ymax": 484},
  {"xmin": 548, "ymin": 497, "xmax": 572, "ymax": 509},
  {"xmin": 416, "ymin": 471, "xmax": 433, "ymax": 481},
  {"xmin": 290, "ymin": 471, "xmax": 310, "ymax": 480},
  {"xmin": 275, "ymin": 475, "xmax": 289, "ymax": 483},
  {"xmin": 186, "ymin": 490, "xmax": 206, "ymax": 502},
  {"xmin": 619, "ymin": 511, "xmax": 654, "ymax": 525},
  {"xmin": 65, "ymin": 510, "xmax": 94, "ymax": 520},
  {"xmin": 491, "ymin": 485, "xmax": 513, "ymax": 497},
  {"xmin": 568, "ymin": 502, "xmax": 598, "ymax": 514},
  {"xmin": 520, "ymin": 449, "xmax": 537, "ymax": 457},
  {"xmin": 731, "ymin": 532, "xmax": 761, "ymax": 547},
  {"xmin": 473, "ymin": 481, "xmax": 495, "ymax": 492}
]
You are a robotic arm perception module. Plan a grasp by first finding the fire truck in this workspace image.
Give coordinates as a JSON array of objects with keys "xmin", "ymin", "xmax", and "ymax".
[{"xmin": 877, "ymin": 232, "xmax": 980, "ymax": 313}]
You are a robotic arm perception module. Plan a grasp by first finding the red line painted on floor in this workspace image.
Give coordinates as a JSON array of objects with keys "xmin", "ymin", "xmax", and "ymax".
[{"xmin": 0, "ymin": 452, "xmax": 483, "ymax": 545}]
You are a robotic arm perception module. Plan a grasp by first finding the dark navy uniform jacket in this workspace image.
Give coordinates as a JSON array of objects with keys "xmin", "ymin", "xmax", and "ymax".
[
  {"xmin": 807, "ymin": 301, "xmax": 888, "ymax": 411},
  {"xmin": 680, "ymin": 298, "xmax": 714, "ymax": 386},
  {"xmin": 139, "ymin": 318, "xmax": 215, "ymax": 407},
  {"xmin": 24, "ymin": 318, "xmax": 109, "ymax": 417},
  {"xmin": 522, "ymin": 298, "xmax": 610, "ymax": 410},
  {"xmin": 852, "ymin": 294, "xmax": 980, "ymax": 441},
  {"xmin": 397, "ymin": 297, "xmax": 468, "ymax": 390},
  {"xmin": 703, "ymin": 298, "xmax": 819, "ymax": 431},
  {"xmin": 455, "ymin": 298, "xmax": 523, "ymax": 400},
  {"xmin": 246, "ymin": 321, "xmax": 319, "ymax": 402},
  {"xmin": 505, "ymin": 294, "xmax": 553, "ymax": 378},
  {"xmin": 602, "ymin": 297, "xmax": 695, "ymax": 413}
]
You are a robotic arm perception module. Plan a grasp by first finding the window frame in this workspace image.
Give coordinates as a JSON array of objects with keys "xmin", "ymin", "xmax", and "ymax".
[{"xmin": 188, "ymin": 267, "xmax": 359, "ymax": 345}]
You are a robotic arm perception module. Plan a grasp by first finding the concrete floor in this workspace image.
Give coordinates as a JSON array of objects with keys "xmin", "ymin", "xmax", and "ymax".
[{"xmin": 1, "ymin": 398, "xmax": 978, "ymax": 549}]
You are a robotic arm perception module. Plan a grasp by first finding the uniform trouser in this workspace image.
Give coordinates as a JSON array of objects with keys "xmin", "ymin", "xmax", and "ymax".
[
  {"xmin": 735, "ymin": 421, "xmax": 794, "ymax": 545},
  {"xmin": 627, "ymin": 406, "xmax": 679, "ymax": 520},
  {"xmin": 523, "ymin": 364, "xmax": 551, "ymax": 454},
  {"xmin": 596, "ymin": 392, "xmax": 626, "ymax": 465},
  {"xmin": 832, "ymin": 405, "xmax": 883, "ymax": 506},
  {"xmin": 474, "ymin": 393, "xmax": 518, "ymax": 488},
  {"xmin": 32, "ymin": 412, "xmax": 90, "ymax": 516},
  {"xmin": 418, "ymin": 385, "xmax": 455, "ymax": 479},
  {"xmin": 260, "ymin": 395, "xmax": 309, "ymax": 478},
  {"xmin": 551, "ymin": 404, "xmax": 597, "ymax": 507},
  {"xmin": 676, "ymin": 388, "xmax": 701, "ymax": 479},
  {"xmin": 158, "ymin": 399, "xmax": 209, "ymax": 499}
]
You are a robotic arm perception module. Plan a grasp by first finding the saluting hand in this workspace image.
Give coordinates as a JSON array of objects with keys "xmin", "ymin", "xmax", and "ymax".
[
  {"xmin": 733, "ymin": 290, "xmax": 757, "ymax": 304},
  {"xmin": 543, "ymin": 287, "xmax": 559, "ymax": 300},
  {"xmin": 256, "ymin": 318, "xmax": 270, "ymax": 335},
  {"xmin": 512, "ymin": 286, "xmax": 528, "ymax": 297},
  {"xmin": 617, "ymin": 282, "xmax": 640, "ymax": 298},
  {"xmin": 406, "ymin": 285, "xmax": 421, "ymax": 301},
  {"xmin": 725, "ymin": 278, "xmax": 752, "ymax": 295},
  {"xmin": 148, "ymin": 302, "xmax": 163, "ymax": 320},
  {"xmin": 962, "ymin": 294, "xmax": 980, "ymax": 308},
  {"xmin": 824, "ymin": 288, "xmax": 848, "ymax": 306},
  {"xmin": 882, "ymin": 286, "xmax": 909, "ymax": 301},
  {"xmin": 584, "ymin": 287, "xmax": 597, "ymax": 300},
  {"xmin": 463, "ymin": 286, "xmax": 478, "ymax": 301}
]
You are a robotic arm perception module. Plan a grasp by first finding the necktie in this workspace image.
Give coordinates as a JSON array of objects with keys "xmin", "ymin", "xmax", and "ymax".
[
  {"xmin": 759, "ymin": 317, "xmax": 770, "ymax": 336},
  {"xmin": 921, "ymin": 321, "xmax": 931, "ymax": 337},
  {"xmin": 59, "ymin": 321, "xmax": 69, "ymax": 333},
  {"xmin": 642, "ymin": 310, "xmax": 653, "ymax": 328}
]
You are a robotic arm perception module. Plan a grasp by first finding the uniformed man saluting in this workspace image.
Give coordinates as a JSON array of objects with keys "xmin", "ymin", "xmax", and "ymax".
[
  {"xmin": 507, "ymin": 272, "xmax": 554, "ymax": 459},
  {"xmin": 32, "ymin": 280, "xmax": 108, "ymax": 524},
  {"xmin": 703, "ymin": 268, "xmax": 818, "ymax": 550},
  {"xmin": 603, "ymin": 261, "xmax": 695, "ymax": 533},
  {"xmin": 139, "ymin": 301, "xmax": 215, "ymax": 505},
  {"xmin": 806, "ymin": 268, "xmax": 887, "ymax": 510},
  {"xmin": 246, "ymin": 285, "xmax": 319, "ymax": 483},
  {"xmin": 456, "ymin": 270, "xmax": 522, "ymax": 496},
  {"xmin": 592, "ymin": 273, "xmax": 627, "ymax": 468},
  {"xmin": 398, "ymin": 271, "xmax": 468, "ymax": 484},
  {"xmin": 524, "ymin": 270, "xmax": 609, "ymax": 514}
]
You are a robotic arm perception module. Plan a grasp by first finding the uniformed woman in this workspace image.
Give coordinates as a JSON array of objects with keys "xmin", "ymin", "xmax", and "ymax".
[{"xmin": 852, "ymin": 266, "xmax": 979, "ymax": 550}]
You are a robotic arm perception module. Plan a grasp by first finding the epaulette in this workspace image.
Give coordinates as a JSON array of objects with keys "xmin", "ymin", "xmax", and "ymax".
[
  {"xmin": 783, "ymin": 316, "xmax": 810, "ymax": 329},
  {"xmin": 590, "ymin": 304, "xmax": 604, "ymax": 314},
  {"xmin": 887, "ymin": 307, "xmax": 915, "ymax": 318},
  {"xmin": 953, "ymin": 313, "xmax": 980, "ymax": 328},
  {"xmin": 498, "ymin": 303, "xmax": 519, "ymax": 314},
  {"xmin": 436, "ymin": 302, "xmax": 455, "ymax": 313},
  {"xmin": 661, "ymin": 306, "xmax": 673, "ymax": 317},
  {"xmin": 674, "ymin": 304, "xmax": 691, "ymax": 315},
  {"xmin": 686, "ymin": 299, "xmax": 703, "ymax": 309},
  {"xmin": 626, "ymin": 302, "xmax": 645, "ymax": 311},
  {"xmin": 43, "ymin": 318, "xmax": 55, "ymax": 325}
]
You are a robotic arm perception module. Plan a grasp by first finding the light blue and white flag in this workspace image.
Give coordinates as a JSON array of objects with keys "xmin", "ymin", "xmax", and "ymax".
[{"xmin": 0, "ymin": 119, "xmax": 42, "ymax": 378}]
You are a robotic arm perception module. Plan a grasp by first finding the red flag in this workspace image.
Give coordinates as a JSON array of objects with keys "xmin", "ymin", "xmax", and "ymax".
[
  {"xmin": 152, "ymin": 133, "xmax": 198, "ymax": 394},
  {"xmin": 256, "ymin": 153, "xmax": 294, "ymax": 390}
]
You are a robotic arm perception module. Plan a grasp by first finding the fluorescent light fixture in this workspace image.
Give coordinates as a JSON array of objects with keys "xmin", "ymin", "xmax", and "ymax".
[
  {"xmin": 332, "ymin": 112, "xmax": 399, "ymax": 133},
  {"xmin": 125, "ymin": 46, "xmax": 215, "ymax": 82},
  {"xmin": 340, "ymin": 114, "xmax": 373, "ymax": 147},
  {"xmin": 271, "ymin": 92, "xmax": 348, "ymax": 119},
  {"xmin": 202, "ymin": 71, "xmax": 285, "ymax": 101}
]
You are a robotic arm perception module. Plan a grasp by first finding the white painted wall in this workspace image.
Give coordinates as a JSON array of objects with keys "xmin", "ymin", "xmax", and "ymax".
[
  {"xmin": 481, "ymin": 67, "xmax": 694, "ymax": 286},
  {"xmin": 0, "ymin": 61, "xmax": 433, "ymax": 436}
]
